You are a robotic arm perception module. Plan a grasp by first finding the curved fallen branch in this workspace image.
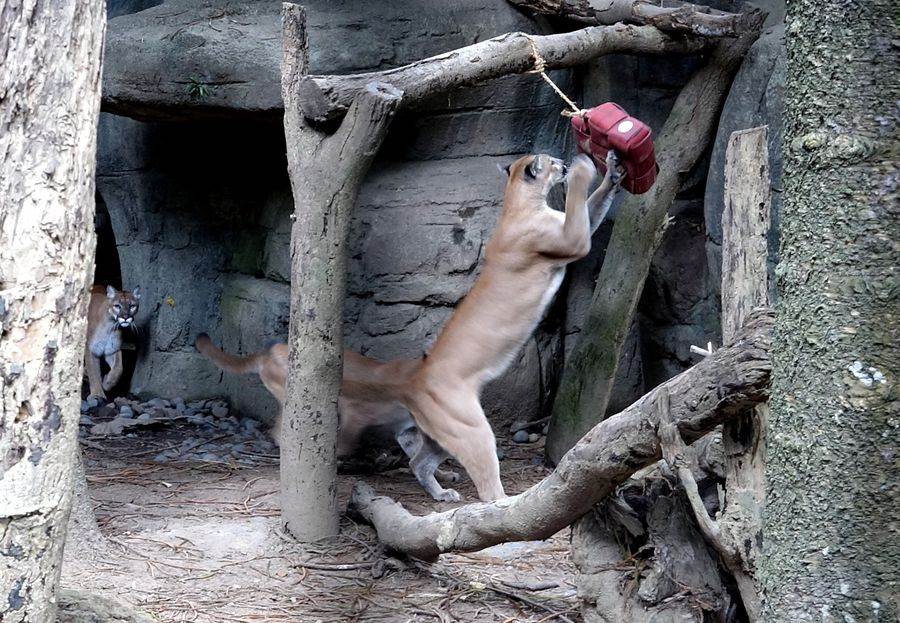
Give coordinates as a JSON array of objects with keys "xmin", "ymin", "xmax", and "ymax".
[
  {"xmin": 508, "ymin": 0, "xmax": 745, "ymax": 38},
  {"xmin": 296, "ymin": 24, "xmax": 709, "ymax": 123},
  {"xmin": 349, "ymin": 309, "xmax": 773, "ymax": 560}
]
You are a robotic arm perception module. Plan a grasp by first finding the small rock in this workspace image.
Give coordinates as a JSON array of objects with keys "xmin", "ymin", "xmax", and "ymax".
[
  {"xmin": 173, "ymin": 398, "xmax": 187, "ymax": 413},
  {"xmin": 80, "ymin": 415, "xmax": 95, "ymax": 426},
  {"xmin": 85, "ymin": 396, "xmax": 101, "ymax": 410},
  {"xmin": 145, "ymin": 397, "xmax": 169, "ymax": 409},
  {"xmin": 513, "ymin": 430, "xmax": 529, "ymax": 443},
  {"xmin": 542, "ymin": 423, "xmax": 549, "ymax": 435},
  {"xmin": 119, "ymin": 405, "xmax": 134, "ymax": 417},
  {"xmin": 97, "ymin": 404, "xmax": 118, "ymax": 420},
  {"xmin": 211, "ymin": 405, "xmax": 229, "ymax": 419},
  {"xmin": 80, "ymin": 401, "xmax": 90, "ymax": 413},
  {"xmin": 136, "ymin": 412, "xmax": 152, "ymax": 423},
  {"xmin": 528, "ymin": 433, "xmax": 540, "ymax": 443},
  {"xmin": 114, "ymin": 397, "xmax": 132, "ymax": 407}
]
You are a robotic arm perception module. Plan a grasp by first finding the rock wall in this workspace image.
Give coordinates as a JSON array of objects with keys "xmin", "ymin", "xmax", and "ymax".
[
  {"xmin": 97, "ymin": 0, "xmax": 785, "ymax": 435},
  {"xmin": 97, "ymin": 0, "xmax": 572, "ymax": 427}
]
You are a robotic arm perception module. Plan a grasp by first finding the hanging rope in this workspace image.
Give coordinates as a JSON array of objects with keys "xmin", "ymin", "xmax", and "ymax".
[{"xmin": 524, "ymin": 34, "xmax": 586, "ymax": 118}]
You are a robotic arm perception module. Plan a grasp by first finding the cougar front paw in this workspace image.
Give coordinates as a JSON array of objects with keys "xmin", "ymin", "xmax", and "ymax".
[
  {"xmin": 436, "ymin": 468, "xmax": 461, "ymax": 484},
  {"xmin": 569, "ymin": 153, "xmax": 597, "ymax": 185},
  {"xmin": 434, "ymin": 488, "xmax": 461, "ymax": 503},
  {"xmin": 101, "ymin": 376, "xmax": 117, "ymax": 392},
  {"xmin": 606, "ymin": 150, "xmax": 624, "ymax": 185}
]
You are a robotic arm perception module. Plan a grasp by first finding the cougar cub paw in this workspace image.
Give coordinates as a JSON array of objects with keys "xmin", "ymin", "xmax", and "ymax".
[
  {"xmin": 435, "ymin": 488, "xmax": 461, "ymax": 503},
  {"xmin": 606, "ymin": 150, "xmax": 623, "ymax": 185}
]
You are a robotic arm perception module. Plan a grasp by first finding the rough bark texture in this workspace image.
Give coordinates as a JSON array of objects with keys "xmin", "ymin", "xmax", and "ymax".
[
  {"xmin": 349, "ymin": 310, "xmax": 772, "ymax": 560},
  {"xmin": 758, "ymin": 0, "xmax": 899, "ymax": 618},
  {"xmin": 0, "ymin": 2, "xmax": 106, "ymax": 622},
  {"xmin": 297, "ymin": 24, "xmax": 708, "ymax": 123},
  {"xmin": 545, "ymin": 11, "xmax": 765, "ymax": 463},
  {"xmin": 280, "ymin": 3, "xmax": 402, "ymax": 540},
  {"xmin": 508, "ymin": 0, "xmax": 744, "ymax": 37},
  {"xmin": 716, "ymin": 125, "xmax": 771, "ymax": 621}
]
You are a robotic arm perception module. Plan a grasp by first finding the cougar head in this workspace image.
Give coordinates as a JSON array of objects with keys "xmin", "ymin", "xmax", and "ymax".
[
  {"xmin": 499, "ymin": 154, "xmax": 567, "ymax": 196},
  {"xmin": 106, "ymin": 285, "xmax": 141, "ymax": 329}
]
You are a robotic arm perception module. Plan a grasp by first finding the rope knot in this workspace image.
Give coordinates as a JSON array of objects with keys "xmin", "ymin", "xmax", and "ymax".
[{"xmin": 522, "ymin": 34, "xmax": 585, "ymax": 118}]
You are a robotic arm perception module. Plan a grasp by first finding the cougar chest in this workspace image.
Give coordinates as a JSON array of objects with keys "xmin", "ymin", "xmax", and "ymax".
[{"xmin": 90, "ymin": 322, "xmax": 121, "ymax": 357}]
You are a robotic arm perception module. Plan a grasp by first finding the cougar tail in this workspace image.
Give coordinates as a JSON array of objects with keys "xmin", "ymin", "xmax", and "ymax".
[{"xmin": 195, "ymin": 333, "xmax": 263, "ymax": 375}]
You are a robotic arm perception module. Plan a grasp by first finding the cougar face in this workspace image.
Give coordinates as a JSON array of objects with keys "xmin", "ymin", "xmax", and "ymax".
[
  {"xmin": 105, "ymin": 285, "xmax": 141, "ymax": 329},
  {"xmin": 504, "ymin": 154, "xmax": 568, "ymax": 196}
]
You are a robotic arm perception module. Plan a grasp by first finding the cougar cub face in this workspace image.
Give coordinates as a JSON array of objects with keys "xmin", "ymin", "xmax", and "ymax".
[
  {"xmin": 504, "ymin": 154, "xmax": 568, "ymax": 196},
  {"xmin": 105, "ymin": 285, "xmax": 141, "ymax": 328}
]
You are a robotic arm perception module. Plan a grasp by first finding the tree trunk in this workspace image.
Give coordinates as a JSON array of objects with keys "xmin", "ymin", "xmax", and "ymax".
[
  {"xmin": 349, "ymin": 309, "xmax": 772, "ymax": 561},
  {"xmin": 545, "ymin": 12, "xmax": 764, "ymax": 463},
  {"xmin": 0, "ymin": 3, "xmax": 106, "ymax": 622},
  {"xmin": 508, "ymin": 0, "xmax": 744, "ymax": 37},
  {"xmin": 758, "ymin": 0, "xmax": 899, "ymax": 618},
  {"xmin": 280, "ymin": 3, "xmax": 402, "ymax": 541}
]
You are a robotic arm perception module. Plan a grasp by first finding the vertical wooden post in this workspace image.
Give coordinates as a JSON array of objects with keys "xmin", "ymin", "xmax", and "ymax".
[
  {"xmin": 280, "ymin": 3, "xmax": 402, "ymax": 540},
  {"xmin": 0, "ymin": 2, "xmax": 106, "ymax": 621},
  {"xmin": 718, "ymin": 125, "xmax": 771, "ymax": 621}
]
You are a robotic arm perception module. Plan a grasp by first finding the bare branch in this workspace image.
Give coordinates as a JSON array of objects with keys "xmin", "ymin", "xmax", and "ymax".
[
  {"xmin": 349, "ymin": 310, "xmax": 773, "ymax": 560},
  {"xmin": 508, "ymin": 0, "xmax": 747, "ymax": 38},
  {"xmin": 296, "ymin": 24, "xmax": 709, "ymax": 123}
]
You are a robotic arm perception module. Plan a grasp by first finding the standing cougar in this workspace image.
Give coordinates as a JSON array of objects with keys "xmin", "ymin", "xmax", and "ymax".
[
  {"xmin": 397, "ymin": 151, "xmax": 621, "ymax": 501},
  {"xmin": 84, "ymin": 284, "xmax": 141, "ymax": 399}
]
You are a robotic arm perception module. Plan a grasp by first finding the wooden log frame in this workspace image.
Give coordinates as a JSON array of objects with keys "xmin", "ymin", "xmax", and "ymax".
[
  {"xmin": 660, "ymin": 126, "xmax": 771, "ymax": 621},
  {"xmin": 280, "ymin": 4, "xmax": 403, "ymax": 540},
  {"xmin": 348, "ymin": 309, "xmax": 773, "ymax": 561},
  {"xmin": 297, "ymin": 24, "xmax": 711, "ymax": 124},
  {"xmin": 508, "ymin": 0, "xmax": 745, "ymax": 38},
  {"xmin": 544, "ymin": 9, "xmax": 766, "ymax": 462}
]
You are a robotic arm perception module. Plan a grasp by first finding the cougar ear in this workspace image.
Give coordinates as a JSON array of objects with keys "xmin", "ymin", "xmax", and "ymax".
[
  {"xmin": 526, "ymin": 156, "xmax": 543, "ymax": 179},
  {"xmin": 131, "ymin": 286, "xmax": 141, "ymax": 300},
  {"xmin": 106, "ymin": 285, "xmax": 117, "ymax": 299},
  {"xmin": 496, "ymin": 162, "xmax": 511, "ymax": 178}
]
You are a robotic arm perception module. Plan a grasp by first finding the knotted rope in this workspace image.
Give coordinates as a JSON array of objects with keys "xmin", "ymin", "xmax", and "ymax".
[{"xmin": 524, "ymin": 34, "xmax": 586, "ymax": 118}]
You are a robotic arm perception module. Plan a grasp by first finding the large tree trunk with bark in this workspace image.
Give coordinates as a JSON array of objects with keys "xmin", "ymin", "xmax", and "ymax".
[
  {"xmin": 758, "ymin": 0, "xmax": 899, "ymax": 618},
  {"xmin": 280, "ymin": 4, "xmax": 402, "ymax": 541},
  {"xmin": 545, "ymin": 11, "xmax": 765, "ymax": 463},
  {"xmin": 0, "ymin": 3, "xmax": 106, "ymax": 622}
]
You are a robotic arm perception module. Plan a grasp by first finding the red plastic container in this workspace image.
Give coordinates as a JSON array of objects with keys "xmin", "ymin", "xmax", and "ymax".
[{"xmin": 571, "ymin": 102, "xmax": 658, "ymax": 194}]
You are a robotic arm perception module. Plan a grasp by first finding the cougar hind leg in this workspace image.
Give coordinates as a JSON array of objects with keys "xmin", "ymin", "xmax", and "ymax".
[
  {"xmin": 409, "ymin": 384, "xmax": 505, "ymax": 502},
  {"xmin": 396, "ymin": 425, "xmax": 459, "ymax": 502}
]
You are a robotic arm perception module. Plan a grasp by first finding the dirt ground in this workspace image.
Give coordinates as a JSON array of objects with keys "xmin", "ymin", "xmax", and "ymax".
[{"xmin": 63, "ymin": 411, "xmax": 580, "ymax": 622}]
